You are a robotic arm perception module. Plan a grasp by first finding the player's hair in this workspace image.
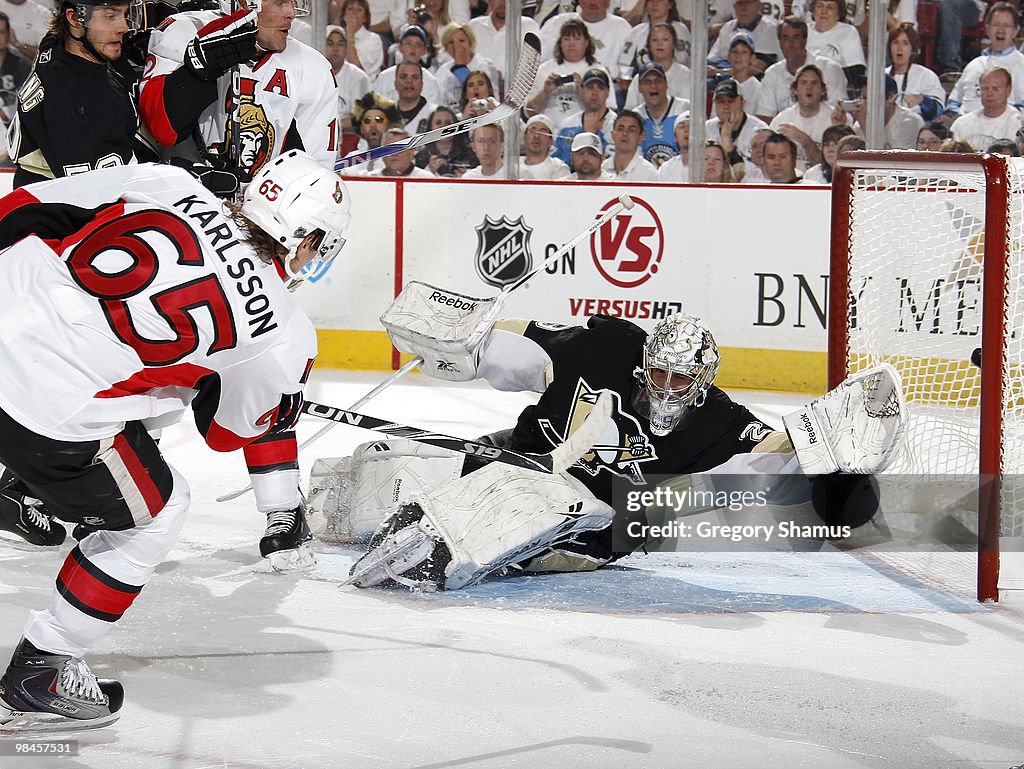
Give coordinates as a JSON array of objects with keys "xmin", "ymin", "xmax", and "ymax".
[
  {"xmin": 224, "ymin": 201, "xmax": 287, "ymax": 266},
  {"xmin": 473, "ymin": 122, "xmax": 503, "ymax": 142},
  {"xmin": 554, "ymin": 19, "xmax": 596, "ymax": 65},
  {"xmin": 981, "ymin": 65, "xmax": 1013, "ymax": 90}
]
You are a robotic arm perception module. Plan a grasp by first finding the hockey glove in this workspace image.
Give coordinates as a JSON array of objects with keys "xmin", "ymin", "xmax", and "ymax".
[
  {"xmin": 268, "ymin": 392, "xmax": 304, "ymax": 434},
  {"xmin": 183, "ymin": 9, "xmax": 258, "ymax": 81},
  {"xmin": 169, "ymin": 157, "xmax": 242, "ymax": 198}
]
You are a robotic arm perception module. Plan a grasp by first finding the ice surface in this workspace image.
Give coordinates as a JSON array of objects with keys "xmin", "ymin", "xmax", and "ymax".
[{"xmin": 2, "ymin": 372, "xmax": 1023, "ymax": 769}]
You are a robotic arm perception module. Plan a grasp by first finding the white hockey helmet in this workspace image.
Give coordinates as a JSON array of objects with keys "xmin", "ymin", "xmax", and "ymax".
[
  {"xmin": 219, "ymin": 0, "xmax": 310, "ymax": 17},
  {"xmin": 636, "ymin": 313, "xmax": 720, "ymax": 436},
  {"xmin": 241, "ymin": 149, "xmax": 351, "ymax": 287}
]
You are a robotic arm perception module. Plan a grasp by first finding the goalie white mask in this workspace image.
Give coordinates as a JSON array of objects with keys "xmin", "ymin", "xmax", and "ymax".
[
  {"xmin": 241, "ymin": 149, "xmax": 351, "ymax": 288},
  {"xmin": 636, "ymin": 313, "xmax": 720, "ymax": 437}
]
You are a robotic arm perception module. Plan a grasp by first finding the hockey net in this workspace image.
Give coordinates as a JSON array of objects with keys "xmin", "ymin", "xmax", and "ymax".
[{"xmin": 831, "ymin": 152, "xmax": 1024, "ymax": 601}]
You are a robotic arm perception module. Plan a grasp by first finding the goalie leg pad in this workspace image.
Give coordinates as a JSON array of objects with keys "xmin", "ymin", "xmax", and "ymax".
[
  {"xmin": 346, "ymin": 504, "xmax": 451, "ymax": 590},
  {"xmin": 783, "ymin": 363, "xmax": 908, "ymax": 476},
  {"xmin": 307, "ymin": 440, "xmax": 465, "ymax": 544}
]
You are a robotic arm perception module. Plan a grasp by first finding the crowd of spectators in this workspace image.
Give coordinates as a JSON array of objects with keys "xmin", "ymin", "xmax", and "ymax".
[{"xmin": 3, "ymin": 0, "xmax": 1024, "ymax": 180}]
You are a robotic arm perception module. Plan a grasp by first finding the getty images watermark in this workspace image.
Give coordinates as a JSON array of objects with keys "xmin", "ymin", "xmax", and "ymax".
[{"xmin": 617, "ymin": 482, "xmax": 851, "ymax": 551}]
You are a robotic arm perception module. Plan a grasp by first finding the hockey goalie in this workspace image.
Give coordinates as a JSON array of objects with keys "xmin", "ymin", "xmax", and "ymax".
[{"xmin": 312, "ymin": 300, "xmax": 907, "ymax": 591}]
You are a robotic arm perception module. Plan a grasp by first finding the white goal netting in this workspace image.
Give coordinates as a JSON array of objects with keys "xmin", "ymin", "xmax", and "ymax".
[{"xmin": 837, "ymin": 159, "xmax": 1024, "ymax": 556}]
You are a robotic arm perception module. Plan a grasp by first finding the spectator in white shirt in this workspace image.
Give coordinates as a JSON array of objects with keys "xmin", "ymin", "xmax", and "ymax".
[
  {"xmin": 723, "ymin": 31, "xmax": 763, "ymax": 105},
  {"xmin": 763, "ymin": 132, "xmax": 802, "ymax": 183},
  {"xmin": 886, "ymin": 22, "xmax": 945, "ymax": 123},
  {"xmin": 754, "ymin": 16, "xmax": 847, "ymax": 123},
  {"xmin": 528, "ymin": 19, "xmax": 609, "ymax": 125},
  {"xmin": 519, "ymin": 114, "xmax": 571, "ymax": 179},
  {"xmin": 769, "ymin": 62, "xmax": 850, "ymax": 169},
  {"xmin": 340, "ymin": 0, "xmax": 386, "ymax": 78},
  {"xmin": 540, "ymin": 0, "xmax": 632, "ymax": 79},
  {"xmin": 372, "ymin": 127, "xmax": 437, "ymax": 177},
  {"xmin": 850, "ymin": 74, "xmax": 924, "ymax": 149},
  {"xmin": 462, "ymin": 123, "xmax": 506, "ymax": 178},
  {"xmin": 806, "ymin": 0, "xmax": 865, "ymax": 85},
  {"xmin": 657, "ymin": 116, "xmax": 690, "ymax": 182},
  {"xmin": 623, "ymin": 22, "xmax": 691, "ymax": 110},
  {"xmin": 375, "ymin": 25, "xmax": 444, "ymax": 104},
  {"xmin": 619, "ymin": 0, "xmax": 691, "ymax": 80},
  {"xmin": 802, "ymin": 122, "xmax": 855, "ymax": 183},
  {"xmin": 326, "ymin": 26, "xmax": 372, "ymax": 130},
  {"xmin": 435, "ymin": 23, "xmax": 498, "ymax": 111},
  {"xmin": 944, "ymin": 3, "xmax": 1024, "ymax": 119},
  {"xmin": 2, "ymin": 0, "xmax": 52, "ymax": 59},
  {"xmin": 602, "ymin": 109, "xmax": 660, "ymax": 181},
  {"xmin": 706, "ymin": 77, "xmax": 770, "ymax": 168},
  {"xmin": 468, "ymin": 0, "xmax": 541, "ymax": 86},
  {"xmin": 951, "ymin": 67, "xmax": 1024, "ymax": 151},
  {"xmin": 708, "ymin": 0, "xmax": 782, "ymax": 75}
]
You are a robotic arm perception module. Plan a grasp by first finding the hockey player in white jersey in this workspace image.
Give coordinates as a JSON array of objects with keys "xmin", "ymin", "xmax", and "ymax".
[
  {"xmin": 139, "ymin": 0, "xmax": 338, "ymax": 176},
  {"xmin": 137, "ymin": 0, "xmax": 340, "ymax": 568},
  {"xmin": 0, "ymin": 151, "xmax": 350, "ymax": 730}
]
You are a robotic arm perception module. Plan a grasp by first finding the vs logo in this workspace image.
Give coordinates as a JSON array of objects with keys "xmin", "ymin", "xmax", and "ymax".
[{"xmin": 589, "ymin": 196, "xmax": 664, "ymax": 288}]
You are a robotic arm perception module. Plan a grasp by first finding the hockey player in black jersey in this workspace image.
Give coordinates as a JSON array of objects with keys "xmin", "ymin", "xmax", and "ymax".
[
  {"xmin": 6, "ymin": 0, "xmax": 156, "ymax": 186},
  {"xmin": 340, "ymin": 311, "xmax": 907, "ymax": 589}
]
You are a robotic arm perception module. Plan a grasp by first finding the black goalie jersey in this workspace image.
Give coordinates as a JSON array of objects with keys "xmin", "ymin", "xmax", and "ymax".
[{"xmin": 478, "ymin": 315, "xmax": 775, "ymax": 558}]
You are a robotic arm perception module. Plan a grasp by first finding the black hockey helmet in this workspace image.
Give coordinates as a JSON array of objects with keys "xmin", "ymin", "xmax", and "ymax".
[{"xmin": 59, "ymin": 0, "xmax": 146, "ymax": 31}]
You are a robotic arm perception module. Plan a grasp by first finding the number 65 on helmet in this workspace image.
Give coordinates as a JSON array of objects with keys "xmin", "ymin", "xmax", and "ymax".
[{"xmin": 241, "ymin": 149, "xmax": 352, "ymax": 286}]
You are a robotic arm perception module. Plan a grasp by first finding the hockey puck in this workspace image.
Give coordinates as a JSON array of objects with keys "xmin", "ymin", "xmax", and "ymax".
[
  {"xmin": 971, "ymin": 347, "xmax": 982, "ymax": 368},
  {"xmin": 811, "ymin": 474, "xmax": 880, "ymax": 530}
]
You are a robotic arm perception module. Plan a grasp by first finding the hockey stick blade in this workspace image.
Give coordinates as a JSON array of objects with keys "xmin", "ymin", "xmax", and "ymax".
[
  {"xmin": 335, "ymin": 32, "xmax": 541, "ymax": 170},
  {"xmin": 550, "ymin": 390, "xmax": 613, "ymax": 472}
]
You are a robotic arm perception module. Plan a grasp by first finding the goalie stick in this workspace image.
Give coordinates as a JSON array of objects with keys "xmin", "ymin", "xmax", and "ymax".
[
  {"xmin": 215, "ymin": 358, "xmax": 422, "ymax": 503},
  {"xmin": 334, "ymin": 32, "xmax": 541, "ymax": 170},
  {"xmin": 303, "ymin": 389, "xmax": 613, "ymax": 475}
]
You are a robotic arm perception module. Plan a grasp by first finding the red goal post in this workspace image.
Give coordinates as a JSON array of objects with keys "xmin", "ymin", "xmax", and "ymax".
[{"xmin": 830, "ymin": 151, "xmax": 1023, "ymax": 603}]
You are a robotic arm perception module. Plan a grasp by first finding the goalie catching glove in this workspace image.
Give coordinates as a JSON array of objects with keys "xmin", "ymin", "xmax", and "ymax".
[
  {"xmin": 783, "ymin": 363, "xmax": 907, "ymax": 476},
  {"xmin": 184, "ymin": 9, "xmax": 259, "ymax": 81}
]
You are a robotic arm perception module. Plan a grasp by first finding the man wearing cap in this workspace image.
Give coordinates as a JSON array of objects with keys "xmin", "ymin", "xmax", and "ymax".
[
  {"xmin": 634, "ymin": 61, "xmax": 689, "ymax": 167},
  {"xmin": 394, "ymin": 61, "xmax": 437, "ymax": 135},
  {"xmin": 708, "ymin": 0, "xmax": 782, "ymax": 74},
  {"xmin": 371, "ymin": 127, "xmax": 437, "ymax": 177},
  {"xmin": 656, "ymin": 116, "xmax": 690, "ymax": 183},
  {"xmin": 724, "ymin": 32, "xmax": 762, "ymax": 105},
  {"xmin": 950, "ymin": 67, "xmax": 1024, "ymax": 152},
  {"xmin": 520, "ymin": 114, "xmax": 571, "ymax": 179},
  {"xmin": 568, "ymin": 131, "xmax": 615, "ymax": 180},
  {"xmin": 850, "ymin": 74, "xmax": 923, "ymax": 150},
  {"xmin": 469, "ymin": 0, "xmax": 541, "ymax": 85},
  {"xmin": 374, "ymin": 25, "xmax": 443, "ymax": 105},
  {"xmin": 602, "ymin": 109, "xmax": 659, "ymax": 181},
  {"xmin": 552, "ymin": 66, "xmax": 617, "ymax": 166},
  {"xmin": 327, "ymin": 25, "xmax": 372, "ymax": 131},
  {"xmin": 707, "ymin": 77, "xmax": 770, "ymax": 166},
  {"xmin": 754, "ymin": 16, "xmax": 847, "ymax": 124}
]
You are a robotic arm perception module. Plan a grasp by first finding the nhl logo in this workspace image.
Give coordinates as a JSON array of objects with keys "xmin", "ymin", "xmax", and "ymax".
[{"xmin": 474, "ymin": 215, "xmax": 533, "ymax": 288}]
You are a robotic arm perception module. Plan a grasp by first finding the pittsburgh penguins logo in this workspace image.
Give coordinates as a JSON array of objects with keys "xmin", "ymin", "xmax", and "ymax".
[{"xmin": 539, "ymin": 379, "xmax": 656, "ymax": 485}]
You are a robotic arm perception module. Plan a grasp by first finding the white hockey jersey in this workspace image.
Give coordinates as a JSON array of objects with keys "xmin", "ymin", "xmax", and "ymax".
[
  {"xmin": 140, "ymin": 11, "xmax": 338, "ymax": 176},
  {"xmin": 0, "ymin": 164, "xmax": 317, "ymax": 448}
]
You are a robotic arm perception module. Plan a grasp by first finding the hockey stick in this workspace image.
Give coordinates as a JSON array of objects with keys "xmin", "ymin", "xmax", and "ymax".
[
  {"xmin": 215, "ymin": 358, "xmax": 421, "ymax": 503},
  {"xmin": 227, "ymin": 1, "xmax": 242, "ymax": 174},
  {"xmin": 500, "ymin": 194, "xmax": 634, "ymax": 297},
  {"xmin": 303, "ymin": 389, "xmax": 612, "ymax": 474},
  {"xmin": 334, "ymin": 32, "xmax": 541, "ymax": 170}
]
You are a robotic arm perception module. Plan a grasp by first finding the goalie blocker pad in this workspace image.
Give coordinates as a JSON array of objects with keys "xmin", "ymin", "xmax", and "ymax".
[
  {"xmin": 380, "ymin": 281, "xmax": 502, "ymax": 381},
  {"xmin": 783, "ymin": 363, "xmax": 907, "ymax": 476}
]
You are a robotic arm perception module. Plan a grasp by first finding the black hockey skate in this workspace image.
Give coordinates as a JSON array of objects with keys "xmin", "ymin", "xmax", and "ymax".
[
  {"xmin": 0, "ymin": 473, "xmax": 66, "ymax": 548},
  {"xmin": 347, "ymin": 503, "xmax": 452, "ymax": 590},
  {"xmin": 259, "ymin": 503, "xmax": 316, "ymax": 572},
  {"xmin": 0, "ymin": 639, "xmax": 123, "ymax": 732}
]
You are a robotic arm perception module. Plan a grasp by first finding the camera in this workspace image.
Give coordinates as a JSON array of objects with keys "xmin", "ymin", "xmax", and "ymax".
[
  {"xmin": 472, "ymin": 99, "xmax": 490, "ymax": 110},
  {"xmin": 840, "ymin": 99, "xmax": 859, "ymax": 112},
  {"xmin": 554, "ymin": 74, "xmax": 575, "ymax": 86},
  {"xmin": 413, "ymin": 3, "xmax": 431, "ymax": 24}
]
